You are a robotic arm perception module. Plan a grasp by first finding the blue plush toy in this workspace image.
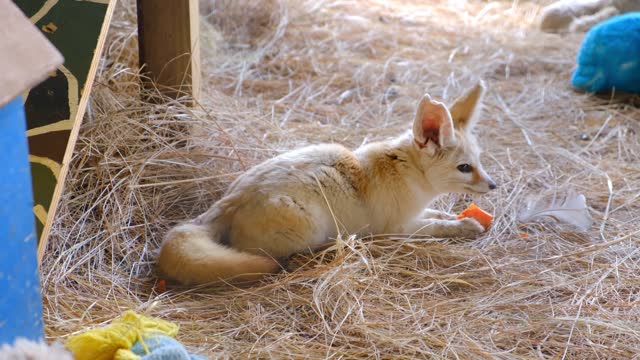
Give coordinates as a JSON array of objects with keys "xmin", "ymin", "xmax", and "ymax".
[
  {"xmin": 130, "ymin": 335, "xmax": 207, "ymax": 360},
  {"xmin": 572, "ymin": 12, "xmax": 640, "ymax": 93}
]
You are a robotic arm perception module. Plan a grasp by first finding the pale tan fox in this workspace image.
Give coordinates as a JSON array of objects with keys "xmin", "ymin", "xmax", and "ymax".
[{"xmin": 158, "ymin": 82, "xmax": 496, "ymax": 285}]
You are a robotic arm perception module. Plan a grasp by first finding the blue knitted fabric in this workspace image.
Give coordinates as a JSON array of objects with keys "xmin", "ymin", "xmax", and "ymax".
[
  {"xmin": 572, "ymin": 12, "xmax": 640, "ymax": 93},
  {"xmin": 130, "ymin": 335, "xmax": 207, "ymax": 360}
]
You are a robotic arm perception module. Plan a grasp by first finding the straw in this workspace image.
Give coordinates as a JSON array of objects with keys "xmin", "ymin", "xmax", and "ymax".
[{"xmin": 42, "ymin": 0, "xmax": 640, "ymax": 358}]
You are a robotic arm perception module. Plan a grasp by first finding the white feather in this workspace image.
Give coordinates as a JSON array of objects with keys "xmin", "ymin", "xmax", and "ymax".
[{"xmin": 518, "ymin": 191, "xmax": 593, "ymax": 231}]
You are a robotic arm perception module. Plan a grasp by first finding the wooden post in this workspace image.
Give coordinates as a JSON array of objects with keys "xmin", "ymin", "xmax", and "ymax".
[{"xmin": 137, "ymin": 0, "xmax": 201, "ymax": 103}]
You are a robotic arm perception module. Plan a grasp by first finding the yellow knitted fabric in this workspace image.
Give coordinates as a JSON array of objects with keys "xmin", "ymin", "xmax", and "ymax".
[{"xmin": 65, "ymin": 310, "xmax": 179, "ymax": 360}]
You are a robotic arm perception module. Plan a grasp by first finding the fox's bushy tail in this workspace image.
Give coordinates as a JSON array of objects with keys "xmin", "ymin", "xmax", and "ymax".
[{"xmin": 157, "ymin": 223, "xmax": 280, "ymax": 285}]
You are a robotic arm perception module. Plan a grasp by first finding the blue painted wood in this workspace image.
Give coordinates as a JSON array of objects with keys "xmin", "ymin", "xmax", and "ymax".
[{"xmin": 0, "ymin": 96, "xmax": 44, "ymax": 343}]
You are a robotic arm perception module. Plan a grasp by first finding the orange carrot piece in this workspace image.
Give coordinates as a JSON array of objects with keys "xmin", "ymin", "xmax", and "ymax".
[
  {"xmin": 155, "ymin": 279, "xmax": 167, "ymax": 293},
  {"xmin": 456, "ymin": 203, "xmax": 493, "ymax": 230}
]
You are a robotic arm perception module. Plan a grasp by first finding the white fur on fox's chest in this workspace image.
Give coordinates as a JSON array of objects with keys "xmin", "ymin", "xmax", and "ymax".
[{"xmin": 364, "ymin": 177, "xmax": 435, "ymax": 234}]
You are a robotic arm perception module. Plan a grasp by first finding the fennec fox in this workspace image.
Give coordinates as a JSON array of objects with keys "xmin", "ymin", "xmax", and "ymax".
[{"xmin": 158, "ymin": 82, "xmax": 496, "ymax": 285}]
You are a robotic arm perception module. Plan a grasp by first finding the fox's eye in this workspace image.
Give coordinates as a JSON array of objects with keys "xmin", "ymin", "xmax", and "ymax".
[{"xmin": 457, "ymin": 164, "xmax": 473, "ymax": 173}]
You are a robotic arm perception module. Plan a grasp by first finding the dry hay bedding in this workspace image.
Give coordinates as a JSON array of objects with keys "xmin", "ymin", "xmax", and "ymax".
[{"xmin": 41, "ymin": 0, "xmax": 640, "ymax": 358}]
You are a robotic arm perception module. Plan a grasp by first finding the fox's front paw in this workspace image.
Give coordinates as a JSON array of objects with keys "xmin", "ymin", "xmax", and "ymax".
[
  {"xmin": 422, "ymin": 209, "xmax": 457, "ymax": 220},
  {"xmin": 452, "ymin": 218, "xmax": 485, "ymax": 238},
  {"xmin": 404, "ymin": 217, "xmax": 486, "ymax": 239}
]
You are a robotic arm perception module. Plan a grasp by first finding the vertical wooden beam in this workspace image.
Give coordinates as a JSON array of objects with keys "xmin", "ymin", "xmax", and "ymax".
[{"xmin": 137, "ymin": 0, "xmax": 201, "ymax": 103}]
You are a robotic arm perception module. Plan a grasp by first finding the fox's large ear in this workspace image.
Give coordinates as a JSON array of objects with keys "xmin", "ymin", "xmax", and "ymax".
[
  {"xmin": 449, "ymin": 80, "xmax": 485, "ymax": 131},
  {"xmin": 412, "ymin": 94, "xmax": 455, "ymax": 155}
]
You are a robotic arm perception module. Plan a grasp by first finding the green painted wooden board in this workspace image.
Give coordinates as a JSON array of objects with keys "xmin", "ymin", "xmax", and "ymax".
[{"xmin": 13, "ymin": 0, "xmax": 116, "ymax": 261}]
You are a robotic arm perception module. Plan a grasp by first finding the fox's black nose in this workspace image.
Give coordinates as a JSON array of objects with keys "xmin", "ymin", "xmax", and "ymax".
[{"xmin": 488, "ymin": 181, "xmax": 497, "ymax": 190}]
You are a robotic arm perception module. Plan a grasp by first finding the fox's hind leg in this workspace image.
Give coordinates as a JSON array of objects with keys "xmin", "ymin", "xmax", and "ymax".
[{"xmin": 227, "ymin": 194, "xmax": 329, "ymax": 259}]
